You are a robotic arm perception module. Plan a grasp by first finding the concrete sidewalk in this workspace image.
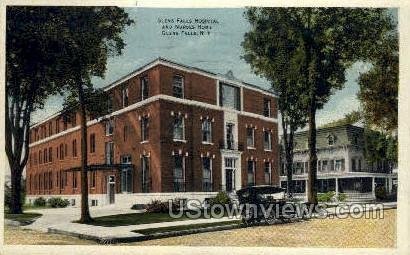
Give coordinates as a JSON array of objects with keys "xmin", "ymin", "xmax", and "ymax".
[
  {"xmin": 48, "ymin": 217, "xmax": 239, "ymax": 241},
  {"xmin": 23, "ymin": 205, "xmax": 139, "ymax": 232}
]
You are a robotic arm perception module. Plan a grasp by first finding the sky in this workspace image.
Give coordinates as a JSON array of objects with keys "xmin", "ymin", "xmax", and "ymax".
[{"xmin": 31, "ymin": 8, "xmax": 388, "ymax": 128}]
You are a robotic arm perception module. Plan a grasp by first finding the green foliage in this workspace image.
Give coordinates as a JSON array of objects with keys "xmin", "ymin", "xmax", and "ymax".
[
  {"xmin": 145, "ymin": 200, "xmax": 169, "ymax": 213},
  {"xmin": 358, "ymin": 32, "xmax": 398, "ymax": 132},
  {"xmin": 337, "ymin": 193, "xmax": 347, "ymax": 202},
  {"xmin": 321, "ymin": 111, "xmax": 362, "ymax": 128},
  {"xmin": 33, "ymin": 197, "xmax": 46, "ymax": 207},
  {"xmin": 317, "ymin": 191, "xmax": 335, "ymax": 202},
  {"xmin": 48, "ymin": 197, "xmax": 70, "ymax": 208},
  {"xmin": 209, "ymin": 191, "xmax": 232, "ymax": 206},
  {"xmin": 242, "ymin": 7, "xmax": 396, "ymax": 203},
  {"xmin": 363, "ymin": 128, "xmax": 397, "ymax": 164}
]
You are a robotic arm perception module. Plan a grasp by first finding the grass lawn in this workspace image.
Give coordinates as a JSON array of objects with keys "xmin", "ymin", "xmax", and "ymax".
[
  {"xmin": 134, "ymin": 220, "xmax": 242, "ymax": 235},
  {"xmin": 83, "ymin": 212, "xmax": 202, "ymax": 227},
  {"xmin": 5, "ymin": 212, "xmax": 42, "ymax": 223}
]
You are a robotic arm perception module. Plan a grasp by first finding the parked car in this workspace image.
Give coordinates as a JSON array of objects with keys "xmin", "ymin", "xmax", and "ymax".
[{"xmin": 236, "ymin": 185, "xmax": 301, "ymax": 225}]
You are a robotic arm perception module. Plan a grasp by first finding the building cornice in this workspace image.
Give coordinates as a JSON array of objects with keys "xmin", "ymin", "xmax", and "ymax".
[
  {"xmin": 31, "ymin": 57, "xmax": 277, "ymax": 129},
  {"xmin": 29, "ymin": 94, "xmax": 278, "ymax": 148}
]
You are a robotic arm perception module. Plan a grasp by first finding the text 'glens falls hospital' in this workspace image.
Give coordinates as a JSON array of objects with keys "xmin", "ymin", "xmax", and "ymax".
[{"xmin": 26, "ymin": 58, "xmax": 279, "ymax": 207}]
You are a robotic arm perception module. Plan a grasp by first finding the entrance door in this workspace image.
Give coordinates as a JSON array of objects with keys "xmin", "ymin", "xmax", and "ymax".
[
  {"xmin": 107, "ymin": 175, "xmax": 115, "ymax": 204},
  {"xmin": 225, "ymin": 158, "xmax": 237, "ymax": 192}
]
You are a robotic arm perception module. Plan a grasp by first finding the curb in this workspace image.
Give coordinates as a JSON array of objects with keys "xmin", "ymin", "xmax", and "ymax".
[{"xmin": 48, "ymin": 223, "xmax": 244, "ymax": 244}]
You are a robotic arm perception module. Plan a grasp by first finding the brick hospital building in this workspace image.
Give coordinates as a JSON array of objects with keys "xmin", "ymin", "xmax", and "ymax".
[{"xmin": 26, "ymin": 58, "xmax": 279, "ymax": 207}]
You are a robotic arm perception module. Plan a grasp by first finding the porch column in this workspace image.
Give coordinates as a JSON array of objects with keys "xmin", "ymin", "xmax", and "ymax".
[
  {"xmin": 305, "ymin": 179, "xmax": 308, "ymax": 202},
  {"xmin": 335, "ymin": 177, "xmax": 339, "ymax": 197},
  {"xmin": 371, "ymin": 177, "xmax": 376, "ymax": 199}
]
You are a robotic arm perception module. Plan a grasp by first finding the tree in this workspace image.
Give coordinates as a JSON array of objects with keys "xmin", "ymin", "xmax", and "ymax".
[
  {"xmin": 6, "ymin": 7, "xmax": 77, "ymax": 214},
  {"xmin": 320, "ymin": 110, "xmax": 362, "ymax": 128},
  {"xmin": 242, "ymin": 8, "xmax": 308, "ymax": 195},
  {"xmin": 54, "ymin": 7, "xmax": 133, "ymax": 223},
  {"xmin": 6, "ymin": 7, "xmax": 133, "ymax": 218},
  {"xmin": 358, "ymin": 33, "xmax": 398, "ymax": 132},
  {"xmin": 242, "ymin": 8, "xmax": 396, "ymax": 204}
]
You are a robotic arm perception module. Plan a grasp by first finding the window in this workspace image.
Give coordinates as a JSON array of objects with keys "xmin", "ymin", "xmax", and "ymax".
[
  {"xmin": 264, "ymin": 162, "xmax": 271, "ymax": 185},
  {"xmin": 220, "ymin": 83, "xmax": 240, "ymax": 110},
  {"xmin": 90, "ymin": 133, "xmax": 96, "ymax": 153},
  {"xmin": 55, "ymin": 119, "xmax": 60, "ymax": 133},
  {"xmin": 352, "ymin": 158, "xmax": 356, "ymax": 171},
  {"xmin": 105, "ymin": 119, "xmax": 114, "ymax": 136},
  {"xmin": 330, "ymin": 160, "xmax": 335, "ymax": 171},
  {"xmin": 48, "ymin": 147, "xmax": 53, "ymax": 162},
  {"xmin": 43, "ymin": 148, "xmax": 47, "ymax": 163},
  {"xmin": 39, "ymin": 150, "xmax": 42, "ymax": 164},
  {"xmin": 141, "ymin": 116, "xmax": 149, "ymax": 141},
  {"xmin": 172, "ymin": 75, "xmax": 184, "ymax": 98},
  {"xmin": 264, "ymin": 131, "xmax": 272, "ymax": 150},
  {"xmin": 71, "ymin": 114, "xmax": 76, "ymax": 127},
  {"xmin": 202, "ymin": 157, "xmax": 212, "ymax": 192},
  {"xmin": 123, "ymin": 125, "xmax": 128, "ymax": 142},
  {"xmin": 59, "ymin": 144, "xmax": 64, "ymax": 160},
  {"xmin": 122, "ymin": 86, "xmax": 129, "ymax": 107},
  {"xmin": 107, "ymin": 97, "xmax": 113, "ymax": 113},
  {"xmin": 105, "ymin": 142, "xmax": 114, "ymax": 165},
  {"xmin": 321, "ymin": 160, "xmax": 329, "ymax": 172},
  {"xmin": 141, "ymin": 76, "xmax": 149, "ymax": 100},
  {"xmin": 72, "ymin": 172, "xmax": 77, "ymax": 189},
  {"xmin": 247, "ymin": 160, "xmax": 256, "ymax": 186},
  {"xmin": 121, "ymin": 155, "xmax": 133, "ymax": 193},
  {"xmin": 263, "ymin": 98, "xmax": 271, "ymax": 117},
  {"xmin": 90, "ymin": 171, "xmax": 96, "ymax": 188},
  {"xmin": 173, "ymin": 155, "xmax": 185, "ymax": 192},
  {"xmin": 201, "ymin": 119, "xmax": 212, "ymax": 143},
  {"xmin": 335, "ymin": 159, "xmax": 345, "ymax": 171},
  {"xmin": 48, "ymin": 122, "xmax": 53, "ymax": 136},
  {"xmin": 173, "ymin": 116, "xmax": 185, "ymax": 140},
  {"xmin": 246, "ymin": 127, "xmax": 255, "ymax": 148},
  {"xmin": 141, "ymin": 156, "xmax": 150, "ymax": 193},
  {"xmin": 65, "ymin": 143, "xmax": 68, "ymax": 157},
  {"xmin": 328, "ymin": 135, "xmax": 335, "ymax": 146},
  {"xmin": 226, "ymin": 123, "xmax": 235, "ymax": 149},
  {"xmin": 49, "ymin": 172, "xmax": 53, "ymax": 190},
  {"xmin": 72, "ymin": 140, "xmax": 77, "ymax": 157}
]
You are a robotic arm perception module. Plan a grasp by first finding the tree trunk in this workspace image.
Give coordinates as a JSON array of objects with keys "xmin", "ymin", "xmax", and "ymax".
[
  {"xmin": 10, "ymin": 164, "xmax": 23, "ymax": 214},
  {"xmin": 285, "ymin": 130, "xmax": 294, "ymax": 196},
  {"xmin": 304, "ymin": 10, "xmax": 318, "ymax": 204},
  {"xmin": 78, "ymin": 83, "xmax": 92, "ymax": 223},
  {"xmin": 307, "ymin": 97, "xmax": 318, "ymax": 204}
]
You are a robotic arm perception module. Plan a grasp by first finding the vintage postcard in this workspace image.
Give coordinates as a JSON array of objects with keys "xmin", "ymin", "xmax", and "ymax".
[{"xmin": 1, "ymin": 0, "xmax": 409, "ymax": 254}]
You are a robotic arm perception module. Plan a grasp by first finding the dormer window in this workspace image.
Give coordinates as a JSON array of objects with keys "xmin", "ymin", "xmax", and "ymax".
[{"xmin": 328, "ymin": 134, "xmax": 335, "ymax": 146}]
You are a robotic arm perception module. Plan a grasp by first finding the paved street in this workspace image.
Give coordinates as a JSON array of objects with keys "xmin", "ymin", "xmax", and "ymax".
[{"xmin": 132, "ymin": 209, "xmax": 396, "ymax": 248}]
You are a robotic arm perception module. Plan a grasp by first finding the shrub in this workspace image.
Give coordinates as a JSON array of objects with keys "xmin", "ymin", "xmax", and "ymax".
[
  {"xmin": 337, "ymin": 193, "xmax": 347, "ymax": 202},
  {"xmin": 209, "ymin": 191, "xmax": 231, "ymax": 207},
  {"xmin": 131, "ymin": 204, "xmax": 145, "ymax": 210},
  {"xmin": 145, "ymin": 200, "xmax": 169, "ymax": 213},
  {"xmin": 33, "ymin": 197, "xmax": 47, "ymax": 207},
  {"xmin": 375, "ymin": 186, "xmax": 387, "ymax": 200},
  {"xmin": 317, "ymin": 191, "xmax": 336, "ymax": 202},
  {"xmin": 48, "ymin": 197, "xmax": 70, "ymax": 208},
  {"xmin": 5, "ymin": 183, "xmax": 27, "ymax": 210}
]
